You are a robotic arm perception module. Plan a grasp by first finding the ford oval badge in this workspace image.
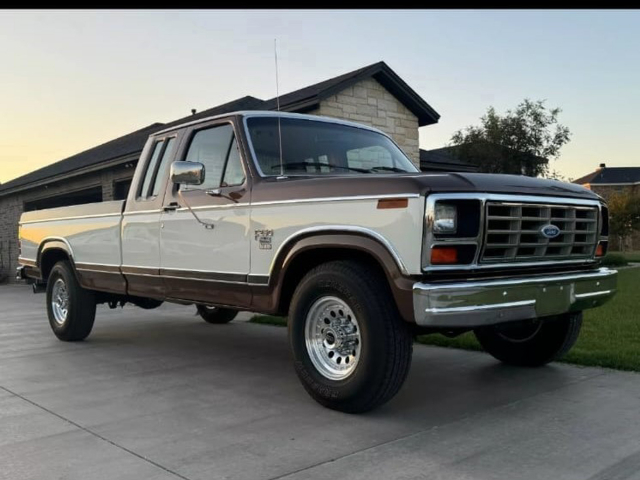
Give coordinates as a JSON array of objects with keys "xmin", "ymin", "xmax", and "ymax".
[{"xmin": 540, "ymin": 224, "xmax": 561, "ymax": 239}]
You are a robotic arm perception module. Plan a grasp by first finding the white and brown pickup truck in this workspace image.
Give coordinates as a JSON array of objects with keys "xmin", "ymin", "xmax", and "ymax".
[{"xmin": 17, "ymin": 111, "xmax": 617, "ymax": 413}]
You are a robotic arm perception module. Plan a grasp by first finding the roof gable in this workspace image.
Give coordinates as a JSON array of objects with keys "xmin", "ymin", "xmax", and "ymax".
[{"xmin": 262, "ymin": 61, "xmax": 440, "ymax": 126}]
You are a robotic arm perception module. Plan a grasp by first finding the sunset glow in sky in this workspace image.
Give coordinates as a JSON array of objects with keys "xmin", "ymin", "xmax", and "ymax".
[{"xmin": 0, "ymin": 10, "xmax": 638, "ymax": 183}]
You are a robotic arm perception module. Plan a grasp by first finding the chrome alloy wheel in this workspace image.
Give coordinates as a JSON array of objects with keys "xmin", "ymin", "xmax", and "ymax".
[
  {"xmin": 51, "ymin": 278, "xmax": 69, "ymax": 325},
  {"xmin": 304, "ymin": 296, "xmax": 361, "ymax": 381}
]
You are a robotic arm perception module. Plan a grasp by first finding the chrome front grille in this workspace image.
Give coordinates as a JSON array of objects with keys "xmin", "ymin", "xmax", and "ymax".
[{"xmin": 481, "ymin": 201, "xmax": 599, "ymax": 264}]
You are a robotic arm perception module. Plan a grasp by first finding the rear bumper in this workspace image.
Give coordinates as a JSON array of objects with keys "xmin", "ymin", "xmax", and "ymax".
[
  {"xmin": 16, "ymin": 266, "xmax": 27, "ymax": 281},
  {"xmin": 413, "ymin": 268, "xmax": 617, "ymax": 328},
  {"xmin": 16, "ymin": 264, "xmax": 40, "ymax": 283}
]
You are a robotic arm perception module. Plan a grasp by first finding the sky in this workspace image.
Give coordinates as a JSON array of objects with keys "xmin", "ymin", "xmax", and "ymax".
[{"xmin": 0, "ymin": 9, "xmax": 638, "ymax": 183}]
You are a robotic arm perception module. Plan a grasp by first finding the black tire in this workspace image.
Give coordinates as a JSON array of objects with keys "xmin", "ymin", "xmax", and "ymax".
[
  {"xmin": 196, "ymin": 305, "xmax": 238, "ymax": 324},
  {"xmin": 288, "ymin": 260, "xmax": 413, "ymax": 413},
  {"xmin": 46, "ymin": 260, "xmax": 96, "ymax": 342},
  {"xmin": 474, "ymin": 312, "xmax": 583, "ymax": 367}
]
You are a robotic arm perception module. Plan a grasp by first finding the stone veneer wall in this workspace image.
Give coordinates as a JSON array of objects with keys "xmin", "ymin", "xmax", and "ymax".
[{"xmin": 308, "ymin": 78, "xmax": 420, "ymax": 167}]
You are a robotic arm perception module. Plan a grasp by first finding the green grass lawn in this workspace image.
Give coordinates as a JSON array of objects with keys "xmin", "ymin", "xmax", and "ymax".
[{"xmin": 250, "ymin": 267, "xmax": 640, "ymax": 372}]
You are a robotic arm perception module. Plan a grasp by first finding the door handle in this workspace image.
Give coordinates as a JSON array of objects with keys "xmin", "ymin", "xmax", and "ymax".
[
  {"xmin": 206, "ymin": 188, "xmax": 240, "ymax": 203},
  {"xmin": 163, "ymin": 202, "xmax": 180, "ymax": 212}
]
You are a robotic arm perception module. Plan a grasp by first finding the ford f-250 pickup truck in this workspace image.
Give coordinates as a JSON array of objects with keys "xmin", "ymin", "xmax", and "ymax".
[{"xmin": 17, "ymin": 111, "xmax": 617, "ymax": 413}]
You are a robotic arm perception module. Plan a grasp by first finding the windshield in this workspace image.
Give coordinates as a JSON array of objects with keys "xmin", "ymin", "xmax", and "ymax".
[{"xmin": 245, "ymin": 116, "xmax": 419, "ymax": 176}]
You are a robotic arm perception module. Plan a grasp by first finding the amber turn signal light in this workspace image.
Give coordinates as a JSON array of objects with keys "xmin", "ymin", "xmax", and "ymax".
[
  {"xmin": 377, "ymin": 198, "xmax": 408, "ymax": 209},
  {"xmin": 431, "ymin": 246, "xmax": 459, "ymax": 264},
  {"xmin": 596, "ymin": 243, "xmax": 605, "ymax": 257}
]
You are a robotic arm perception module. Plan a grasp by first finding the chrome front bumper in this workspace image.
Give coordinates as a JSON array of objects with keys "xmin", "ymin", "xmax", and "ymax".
[{"xmin": 413, "ymin": 268, "xmax": 617, "ymax": 328}]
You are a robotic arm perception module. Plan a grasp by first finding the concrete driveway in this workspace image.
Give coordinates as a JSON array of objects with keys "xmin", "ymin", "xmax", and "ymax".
[{"xmin": 1, "ymin": 284, "xmax": 639, "ymax": 480}]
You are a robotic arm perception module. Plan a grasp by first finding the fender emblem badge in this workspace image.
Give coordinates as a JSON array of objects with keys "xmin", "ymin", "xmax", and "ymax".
[{"xmin": 255, "ymin": 229, "xmax": 274, "ymax": 250}]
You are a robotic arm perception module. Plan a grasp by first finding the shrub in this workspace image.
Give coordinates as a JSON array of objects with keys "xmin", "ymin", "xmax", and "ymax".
[{"xmin": 601, "ymin": 253, "xmax": 628, "ymax": 267}]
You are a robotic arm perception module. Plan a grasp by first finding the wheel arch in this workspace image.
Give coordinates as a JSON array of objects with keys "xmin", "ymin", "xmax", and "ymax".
[
  {"xmin": 37, "ymin": 238, "xmax": 77, "ymax": 282},
  {"xmin": 269, "ymin": 231, "xmax": 416, "ymax": 323}
]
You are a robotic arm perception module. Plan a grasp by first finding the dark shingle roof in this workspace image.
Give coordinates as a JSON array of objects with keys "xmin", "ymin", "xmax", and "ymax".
[
  {"xmin": 162, "ymin": 96, "xmax": 264, "ymax": 129},
  {"xmin": 262, "ymin": 61, "xmax": 440, "ymax": 127},
  {"xmin": 0, "ymin": 123, "xmax": 166, "ymax": 195},
  {"xmin": 0, "ymin": 96, "xmax": 262, "ymax": 196},
  {"xmin": 573, "ymin": 167, "xmax": 640, "ymax": 185},
  {"xmin": 0, "ymin": 61, "xmax": 440, "ymax": 196},
  {"xmin": 420, "ymin": 147, "xmax": 478, "ymax": 172}
]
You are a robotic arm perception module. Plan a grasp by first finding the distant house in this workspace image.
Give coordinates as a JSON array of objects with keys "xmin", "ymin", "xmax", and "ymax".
[
  {"xmin": 420, "ymin": 143, "xmax": 548, "ymax": 175},
  {"xmin": 573, "ymin": 163, "xmax": 640, "ymax": 251},
  {"xmin": 573, "ymin": 163, "xmax": 640, "ymax": 199},
  {"xmin": 419, "ymin": 147, "xmax": 478, "ymax": 172}
]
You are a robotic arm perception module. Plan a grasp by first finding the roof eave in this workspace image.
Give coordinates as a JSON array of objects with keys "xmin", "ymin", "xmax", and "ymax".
[
  {"xmin": 371, "ymin": 65, "xmax": 440, "ymax": 126},
  {"xmin": 589, "ymin": 182, "xmax": 640, "ymax": 186},
  {"xmin": 0, "ymin": 152, "xmax": 139, "ymax": 198}
]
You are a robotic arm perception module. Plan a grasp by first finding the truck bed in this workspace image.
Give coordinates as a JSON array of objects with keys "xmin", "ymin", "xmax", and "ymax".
[{"xmin": 19, "ymin": 200, "xmax": 125, "ymax": 268}]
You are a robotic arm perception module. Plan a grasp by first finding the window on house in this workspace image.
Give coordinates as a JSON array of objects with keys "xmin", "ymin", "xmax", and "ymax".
[
  {"xmin": 24, "ymin": 186, "xmax": 103, "ymax": 211},
  {"xmin": 114, "ymin": 179, "xmax": 132, "ymax": 200}
]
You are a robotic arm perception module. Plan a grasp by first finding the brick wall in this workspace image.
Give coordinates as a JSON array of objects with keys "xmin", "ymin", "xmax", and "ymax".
[
  {"xmin": 308, "ymin": 78, "xmax": 421, "ymax": 167},
  {"xmin": 0, "ymin": 194, "xmax": 23, "ymax": 283},
  {"xmin": 589, "ymin": 184, "xmax": 639, "ymax": 200}
]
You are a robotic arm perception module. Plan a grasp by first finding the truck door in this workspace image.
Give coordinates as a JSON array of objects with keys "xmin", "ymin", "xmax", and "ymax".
[
  {"xmin": 121, "ymin": 134, "xmax": 179, "ymax": 299},
  {"xmin": 158, "ymin": 120, "xmax": 251, "ymax": 305}
]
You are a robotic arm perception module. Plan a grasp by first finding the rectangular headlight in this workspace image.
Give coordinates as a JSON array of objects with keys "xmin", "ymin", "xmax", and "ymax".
[{"xmin": 434, "ymin": 203, "xmax": 457, "ymax": 234}]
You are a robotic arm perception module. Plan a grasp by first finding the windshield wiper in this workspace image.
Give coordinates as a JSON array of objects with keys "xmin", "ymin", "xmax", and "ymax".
[
  {"xmin": 367, "ymin": 166, "xmax": 412, "ymax": 173},
  {"xmin": 271, "ymin": 162, "xmax": 370, "ymax": 173}
]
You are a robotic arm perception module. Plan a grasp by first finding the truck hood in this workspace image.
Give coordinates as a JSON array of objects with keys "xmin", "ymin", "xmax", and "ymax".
[
  {"xmin": 251, "ymin": 172, "xmax": 602, "ymax": 203},
  {"xmin": 413, "ymin": 172, "xmax": 600, "ymax": 200}
]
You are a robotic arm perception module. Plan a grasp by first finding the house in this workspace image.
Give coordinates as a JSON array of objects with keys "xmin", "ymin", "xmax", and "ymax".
[
  {"xmin": 573, "ymin": 163, "xmax": 640, "ymax": 251},
  {"xmin": 572, "ymin": 163, "xmax": 640, "ymax": 199},
  {"xmin": 0, "ymin": 61, "xmax": 473, "ymax": 282},
  {"xmin": 419, "ymin": 146, "xmax": 478, "ymax": 172}
]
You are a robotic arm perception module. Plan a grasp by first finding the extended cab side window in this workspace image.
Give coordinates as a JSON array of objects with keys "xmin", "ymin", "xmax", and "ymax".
[
  {"xmin": 138, "ymin": 140, "xmax": 164, "ymax": 199},
  {"xmin": 182, "ymin": 124, "xmax": 245, "ymax": 191},
  {"xmin": 138, "ymin": 137, "xmax": 177, "ymax": 200},
  {"xmin": 150, "ymin": 137, "xmax": 176, "ymax": 197}
]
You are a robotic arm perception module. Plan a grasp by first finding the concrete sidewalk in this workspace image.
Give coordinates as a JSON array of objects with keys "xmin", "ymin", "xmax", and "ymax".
[{"xmin": 1, "ymin": 284, "xmax": 639, "ymax": 480}]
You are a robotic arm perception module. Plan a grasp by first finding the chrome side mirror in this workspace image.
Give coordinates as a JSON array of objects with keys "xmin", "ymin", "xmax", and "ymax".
[{"xmin": 170, "ymin": 161, "xmax": 205, "ymax": 185}]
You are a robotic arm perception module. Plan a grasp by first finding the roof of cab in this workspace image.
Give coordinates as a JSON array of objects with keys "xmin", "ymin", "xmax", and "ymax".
[{"xmin": 151, "ymin": 110, "xmax": 386, "ymax": 137}]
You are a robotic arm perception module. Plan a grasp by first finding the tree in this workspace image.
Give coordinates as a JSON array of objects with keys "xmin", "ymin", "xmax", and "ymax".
[
  {"xmin": 450, "ymin": 99, "xmax": 571, "ymax": 177},
  {"xmin": 607, "ymin": 191, "xmax": 640, "ymax": 249}
]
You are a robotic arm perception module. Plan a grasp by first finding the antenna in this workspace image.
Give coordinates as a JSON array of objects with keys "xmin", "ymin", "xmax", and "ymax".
[{"xmin": 274, "ymin": 38, "xmax": 285, "ymax": 178}]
